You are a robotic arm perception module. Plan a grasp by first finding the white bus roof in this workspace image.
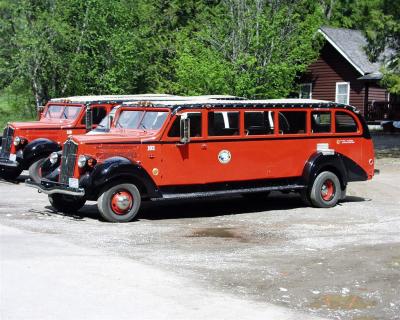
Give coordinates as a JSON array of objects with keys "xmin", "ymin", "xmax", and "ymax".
[{"xmin": 49, "ymin": 94, "xmax": 176, "ymax": 103}]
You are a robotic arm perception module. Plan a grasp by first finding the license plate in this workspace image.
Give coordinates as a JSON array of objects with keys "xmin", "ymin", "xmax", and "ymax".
[
  {"xmin": 68, "ymin": 178, "xmax": 79, "ymax": 188},
  {"xmin": 9, "ymin": 154, "xmax": 16, "ymax": 162}
]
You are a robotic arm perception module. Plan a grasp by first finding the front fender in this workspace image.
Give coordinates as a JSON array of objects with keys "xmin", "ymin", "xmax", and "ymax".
[
  {"xmin": 22, "ymin": 138, "xmax": 61, "ymax": 169},
  {"xmin": 80, "ymin": 156, "xmax": 161, "ymax": 200},
  {"xmin": 302, "ymin": 152, "xmax": 348, "ymax": 189}
]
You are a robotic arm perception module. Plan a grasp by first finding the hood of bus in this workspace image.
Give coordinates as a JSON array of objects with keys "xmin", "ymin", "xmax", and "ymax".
[
  {"xmin": 71, "ymin": 129, "xmax": 160, "ymax": 145},
  {"xmin": 9, "ymin": 118, "xmax": 75, "ymax": 130}
]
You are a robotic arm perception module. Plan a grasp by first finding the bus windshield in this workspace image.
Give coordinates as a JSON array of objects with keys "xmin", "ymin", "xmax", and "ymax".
[
  {"xmin": 44, "ymin": 105, "xmax": 82, "ymax": 120},
  {"xmin": 115, "ymin": 110, "xmax": 168, "ymax": 130}
]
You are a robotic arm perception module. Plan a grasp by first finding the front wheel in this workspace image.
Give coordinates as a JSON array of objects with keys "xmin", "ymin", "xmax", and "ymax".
[
  {"xmin": 309, "ymin": 171, "xmax": 342, "ymax": 208},
  {"xmin": 97, "ymin": 183, "xmax": 141, "ymax": 223},
  {"xmin": 48, "ymin": 194, "xmax": 86, "ymax": 213}
]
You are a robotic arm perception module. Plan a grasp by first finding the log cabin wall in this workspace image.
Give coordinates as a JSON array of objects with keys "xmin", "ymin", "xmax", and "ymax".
[{"xmin": 302, "ymin": 42, "xmax": 365, "ymax": 114}]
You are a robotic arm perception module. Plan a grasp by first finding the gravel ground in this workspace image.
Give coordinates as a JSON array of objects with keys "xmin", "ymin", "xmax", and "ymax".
[{"xmin": 0, "ymin": 157, "xmax": 399, "ymax": 320}]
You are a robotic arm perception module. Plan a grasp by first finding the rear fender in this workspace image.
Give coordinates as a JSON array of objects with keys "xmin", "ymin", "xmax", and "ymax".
[
  {"xmin": 81, "ymin": 156, "xmax": 161, "ymax": 200},
  {"xmin": 302, "ymin": 152, "xmax": 348, "ymax": 190}
]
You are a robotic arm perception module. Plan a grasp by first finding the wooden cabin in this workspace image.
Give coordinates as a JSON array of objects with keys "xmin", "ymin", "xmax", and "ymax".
[{"xmin": 299, "ymin": 27, "xmax": 399, "ymax": 123}]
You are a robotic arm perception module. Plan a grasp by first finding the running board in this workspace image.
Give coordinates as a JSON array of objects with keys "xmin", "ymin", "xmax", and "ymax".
[{"xmin": 159, "ymin": 184, "xmax": 306, "ymax": 200}]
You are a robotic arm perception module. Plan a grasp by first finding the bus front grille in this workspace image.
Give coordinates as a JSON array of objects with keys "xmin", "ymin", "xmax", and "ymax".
[
  {"xmin": 0, "ymin": 127, "xmax": 14, "ymax": 159},
  {"xmin": 59, "ymin": 139, "xmax": 78, "ymax": 184}
]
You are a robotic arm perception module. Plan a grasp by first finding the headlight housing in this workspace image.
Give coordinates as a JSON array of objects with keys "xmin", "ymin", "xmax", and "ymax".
[
  {"xmin": 13, "ymin": 136, "xmax": 27, "ymax": 146},
  {"xmin": 77, "ymin": 155, "xmax": 88, "ymax": 168},
  {"xmin": 13, "ymin": 136, "xmax": 21, "ymax": 146},
  {"xmin": 49, "ymin": 152, "xmax": 59, "ymax": 165}
]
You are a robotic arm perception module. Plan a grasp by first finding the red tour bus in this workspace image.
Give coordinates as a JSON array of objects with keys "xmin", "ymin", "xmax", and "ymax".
[
  {"xmin": 0, "ymin": 94, "xmax": 177, "ymax": 181},
  {"xmin": 27, "ymin": 99, "xmax": 375, "ymax": 222}
]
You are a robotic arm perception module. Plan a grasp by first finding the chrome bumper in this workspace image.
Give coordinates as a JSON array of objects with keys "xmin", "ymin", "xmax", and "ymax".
[
  {"xmin": 25, "ymin": 179, "xmax": 85, "ymax": 197},
  {"xmin": 0, "ymin": 157, "xmax": 19, "ymax": 168}
]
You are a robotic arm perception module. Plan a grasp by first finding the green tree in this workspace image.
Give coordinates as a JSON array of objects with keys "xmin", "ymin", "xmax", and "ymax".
[{"xmin": 166, "ymin": 0, "xmax": 323, "ymax": 98}]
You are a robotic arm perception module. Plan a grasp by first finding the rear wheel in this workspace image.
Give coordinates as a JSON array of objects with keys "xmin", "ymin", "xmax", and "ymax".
[
  {"xmin": 28, "ymin": 158, "xmax": 46, "ymax": 183},
  {"xmin": 48, "ymin": 194, "xmax": 86, "ymax": 213},
  {"xmin": 309, "ymin": 171, "xmax": 341, "ymax": 208},
  {"xmin": 97, "ymin": 183, "xmax": 141, "ymax": 223}
]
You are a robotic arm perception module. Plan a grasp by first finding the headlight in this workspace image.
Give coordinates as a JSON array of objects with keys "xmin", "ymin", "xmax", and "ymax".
[
  {"xmin": 13, "ymin": 136, "xmax": 21, "ymax": 146},
  {"xmin": 77, "ymin": 155, "xmax": 87, "ymax": 168},
  {"xmin": 49, "ymin": 152, "xmax": 59, "ymax": 164}
]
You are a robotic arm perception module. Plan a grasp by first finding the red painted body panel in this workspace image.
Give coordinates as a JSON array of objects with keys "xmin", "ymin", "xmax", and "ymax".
[
  {"xmin": 68, "ymin": 107, "xmax": 374, "ymax": 188},
  {"xmin": 6, "ymin": 103, "xmax": 114, "ymax": 155}
]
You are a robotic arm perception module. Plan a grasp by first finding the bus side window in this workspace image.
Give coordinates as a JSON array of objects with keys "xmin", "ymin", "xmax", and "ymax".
[
  {"xmin": 244, "ymin": 111, "xmax": 274, "ymax": 135},
  {"xmin": 279, "ymin": 111, "xmax": 306, "ymax": 134},
  {"xmin": 311, "ymin": 112, "xmax": 331, "ymax": 133},
  {"xmin": 168, "ymin": 113, "xmax": 202, "ymax": 137},
  {"xmin": 335, "ymin": 112, "xmax": 358, "ymax": 133},
  {"xmin": 208, "ymin": 111, "xmax": 239, "ymax": 136}
]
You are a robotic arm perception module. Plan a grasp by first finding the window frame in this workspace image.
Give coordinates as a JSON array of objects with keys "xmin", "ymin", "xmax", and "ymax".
[
  {"xmin": 333, "ymin": 109, "xmax": 361, "ymax": 135},
  {"xmin": 207, "ymin": 110, "xmax": 241, "ymax": 139},
  {"xmin": 164, "ymin": 110, "xmax": 205, "ymax": 141},
  {"xmin": 335, "ymin": 82, "xmax": 350, "ymax": 105},
  {"xmin": 277, "ymin": 110, "xmax": 308, "ymax": 135},
  {"xmin": 299, "ymin": 83, "xmax": 312, "ymax": 99},
  {"xmin": 310, "ymin": 110, "xmax": 332, "ymax": 135}
]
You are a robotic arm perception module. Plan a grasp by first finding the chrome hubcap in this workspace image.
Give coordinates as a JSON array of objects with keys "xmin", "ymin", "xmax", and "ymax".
[{"xmin": 116, "ymin": 195, "xmax": 131, "ymax": 211}]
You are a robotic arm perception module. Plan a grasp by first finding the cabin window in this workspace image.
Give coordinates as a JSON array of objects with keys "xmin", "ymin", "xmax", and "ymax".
[
  {"xmin": 168, "ymin": 112, "xmax": 202, "ymax": 137},
  {"xmin": 311, "ymin": 112, "xmax": 331, "ymax": 133},
  {"xmin": 335, "ymin": 112, "xmax": 358, "ymax": 133},
  {"xmin": 244, "ymin": 111, "xmax": 274, "ymax": 135},
  {"xmin": 81, "ymin": 106, "xmax": 107, "ymax": 125},
  {"xmin": 299, "ymin": 83, "xmax": 312, "ymax": 99},
  {"xmin": 208, "ymin": 111, "xmax": 239, "ymax": 136},
  {"xmin": 278, "ymin": 111, "xmax": 307, "ymax": 134},
  {"xmin": 335, "ymin": 82, "xmax": 350, "ymax": 105}
]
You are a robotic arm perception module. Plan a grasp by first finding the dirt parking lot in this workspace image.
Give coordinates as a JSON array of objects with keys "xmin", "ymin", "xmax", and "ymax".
[{"xmin": 1, "ymin": 157, "xmax": 399, "ymax": 319}]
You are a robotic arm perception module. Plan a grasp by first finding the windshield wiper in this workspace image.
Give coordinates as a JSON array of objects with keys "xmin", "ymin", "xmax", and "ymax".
[{"xmin": 139, "ymin": 123, "xmax": 147, "ymax": 131}]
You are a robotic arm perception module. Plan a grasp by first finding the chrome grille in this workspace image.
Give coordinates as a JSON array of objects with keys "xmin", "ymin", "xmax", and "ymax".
[
  {"xmin": 0, "ymin": 127, "xmax": 14, "ymax": 158},
  {"xmin": 59, "ymin": 139, "xmax": 78, "ymax": 184}
]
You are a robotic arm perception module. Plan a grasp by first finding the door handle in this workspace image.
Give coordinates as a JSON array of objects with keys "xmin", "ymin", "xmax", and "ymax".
[{"xmin": 201, "ymin": 143, "xmax": 207, "ymax": 150}]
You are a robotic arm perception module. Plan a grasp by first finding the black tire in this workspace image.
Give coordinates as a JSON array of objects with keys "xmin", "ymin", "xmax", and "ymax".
[
  {"xmin": 97, "ymin": 183, "xmax": 141, "ymax": 223},
  {"xmin": 309, "ymin": 171, "xmax": 341, "ymax": 208},
  {"xmin": 28, "ymin": 158, "xmax": 46, "ymax": 183},
  {"xmin": 242, "ymin": 191, "xmax": 270, "ymax": 200},
  {"xmin": 48, "ymin": 194, "xmax": 86, "ymax": 213},
  {"xmin": 0, "ymin": 167, "xmax": 23, "ymax": 180}
]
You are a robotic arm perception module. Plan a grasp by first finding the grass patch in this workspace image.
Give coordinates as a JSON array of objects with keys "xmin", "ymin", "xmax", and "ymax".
[{"xmin": 0, "ymin": 90, "xmax": 36, "ymax": 130}]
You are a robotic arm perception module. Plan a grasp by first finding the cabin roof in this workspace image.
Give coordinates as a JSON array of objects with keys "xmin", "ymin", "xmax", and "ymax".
[
  {"xmin": 319, "ymin": 27, "xmax": 391, "ymax": 78},
  {"xmin": 49, "ymin": 94, "xmax": 176, "ymax": 104},
  {"xmin": 125, "ymin": 98, "xmax": 356, "ymax": 112}
]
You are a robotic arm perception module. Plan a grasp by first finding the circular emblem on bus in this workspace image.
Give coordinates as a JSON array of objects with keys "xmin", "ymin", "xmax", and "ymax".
[
  {"xmin": 152, "ymin": 168, "xmax": 159, "ymax": 176},
  {"xmin": 218, "ymin": 150, "xmax": 231, "ymax": 164}
]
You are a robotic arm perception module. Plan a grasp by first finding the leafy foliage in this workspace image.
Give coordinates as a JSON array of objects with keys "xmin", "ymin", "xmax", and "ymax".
[{"xmin": 0, "ymin": 0, "xmax": 399, "ymax": 120}]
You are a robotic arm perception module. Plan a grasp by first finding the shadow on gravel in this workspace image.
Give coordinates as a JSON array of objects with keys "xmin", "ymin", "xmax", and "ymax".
[
  {"xmin": 33, "ymin": 192, "xmax": 368, "ymax": 222},
  {"xmin": 138, "ymin": 193, "xmax": 309, "ymax": 220},
  {"xmin": 34, "ymin": 205, "xmax": 99, "ymax": 221},
  {"xmin": 0, "ymin": 174, "xmax": 29, "ymax": 185},
  {"xmin": 341, "ymin": 195, "xmax": 369, "ymax": 203}
]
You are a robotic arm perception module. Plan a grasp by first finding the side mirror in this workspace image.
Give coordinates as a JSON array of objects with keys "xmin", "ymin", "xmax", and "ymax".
[
  {"xmin": 180, "ymin": 116, "xmax": 190, "ymax": 144},
  {"xmin": 85, "ymin": 106, "xmax": 93, "ymax": 132}
]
